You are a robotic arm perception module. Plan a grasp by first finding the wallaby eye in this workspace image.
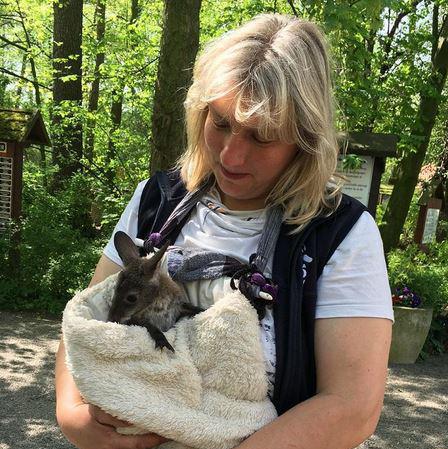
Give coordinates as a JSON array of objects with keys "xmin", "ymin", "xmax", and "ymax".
[{"xmin": 125, "ymin": 294, "xmax": 138, "ymax": 304}]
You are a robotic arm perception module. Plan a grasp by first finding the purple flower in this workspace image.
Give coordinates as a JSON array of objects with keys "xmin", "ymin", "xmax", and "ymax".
[
  {"xmin": 411, "ymin": 295, "xmax": 422, "ymax": 308},
  {"xmin": 393, "ymin": 286, "xmax": 423, "ymax": 308}
]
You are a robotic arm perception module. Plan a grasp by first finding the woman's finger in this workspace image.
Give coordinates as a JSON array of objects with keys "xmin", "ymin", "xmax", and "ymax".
[
  {"xmin": 88, "ymin": 404, "xmax": 132, "ymax": 428},
  {"xmin": 110, "ymin": 431, "xmax": 170, "ymax": 449}
]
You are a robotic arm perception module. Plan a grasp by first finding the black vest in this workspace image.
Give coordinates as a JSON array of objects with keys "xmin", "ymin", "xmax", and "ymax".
[{"xmin": 136, "ymin": 170, "xmax": 367, "ymax": 415}]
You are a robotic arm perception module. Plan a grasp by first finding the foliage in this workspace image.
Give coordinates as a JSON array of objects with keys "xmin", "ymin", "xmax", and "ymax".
[
  {"xmin": 0, "ymin": 0, "xmax": 447, "ymax": 314},
  {"xmin": 388, "ymin": 242, "xmax": 448, "ymax": 315},
  {"xmin": 421, "ymin": 315, "xmax": 448, "ymax": 357},
  {"xmin": 340, "ymin": 154, "xmax": 363, "ymax": 171},
  {"xmin": 388, "ymin": 241, "xmax": 448, "ymax": 355},
  {"xmin": 0, "ymin": 162, "xmax": 128, "ymax": 314}
]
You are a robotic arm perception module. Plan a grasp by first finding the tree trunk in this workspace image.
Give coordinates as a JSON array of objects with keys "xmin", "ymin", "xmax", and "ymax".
[
  {"xmin": 52, "ymin": 0, "xmax": 83, "ymax": 185},
  {"xmin": 15, "ymin": 0, "xmax": 46, "ymax": 171},
  {"xmin": 85, "ymin": 0, "xmax": 106, "ymax": 162},
  {"xmin": 434, "ymin": 120, "xmax": 448, "ymax": 241},
  {"xmin": 150, "ymin": 0, "xmax": 202, "ymax": 173},
  {"xmin": 16, "ymin": 54, "xmax": 27, "ymax": 100},
  {"xmin": 379, "ymin": 9, "xmax": 448, "ymax": 253},
  {"xmin": 106, "ymin": 88, "xmax": 123, "ymax": 170},
  {"xmin": 106, "ymin": 0, "xmax": 140, "ymax": 177}
]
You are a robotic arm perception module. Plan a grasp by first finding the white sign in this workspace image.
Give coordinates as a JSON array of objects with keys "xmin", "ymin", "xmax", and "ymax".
[
  {"xmin": 422, "ymin": 208, "xmax": 440, "ymax": 244},
  {"xmin": 0, "ymin": 156, "xmax": 13, "ymax": 222},
  {"xmin": 337, "ymin": 155, "xmax": 374, "ymax": 206}
]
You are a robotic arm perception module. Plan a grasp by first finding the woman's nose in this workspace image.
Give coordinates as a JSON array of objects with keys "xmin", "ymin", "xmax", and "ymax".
[{"xmin": 220, "ymin": 132, "xmax": 250, "ymax": 167}]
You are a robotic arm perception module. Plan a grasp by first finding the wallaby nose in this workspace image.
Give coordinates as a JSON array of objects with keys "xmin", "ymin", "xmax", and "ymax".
[{"xmin": 107, "ymin": 302, "xmax": 119, "ymax": 323}]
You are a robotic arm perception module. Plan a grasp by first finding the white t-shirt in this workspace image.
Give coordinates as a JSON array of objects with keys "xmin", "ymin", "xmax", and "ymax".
[{"xmin": 104, "ymin": 179, "xmax": 394, "ymax": 395}]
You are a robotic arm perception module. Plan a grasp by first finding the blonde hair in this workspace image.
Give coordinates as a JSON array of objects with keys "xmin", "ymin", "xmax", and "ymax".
[{"xmin": 179, "ymin": 13, "xmax": 343, "ymax": 231}]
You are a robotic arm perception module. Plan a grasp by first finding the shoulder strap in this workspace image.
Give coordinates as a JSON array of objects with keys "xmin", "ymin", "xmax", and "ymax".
[
  {"xmin": 271, "ymin": 194, "xmax": 368, "ymax": 415},
  {"xmin": 315, "ymin": 194, "xmax": 368, "ymax": 279},
  {"xmin": 136, "ymin": 170, "xmax": 187, "ymax": 242}
]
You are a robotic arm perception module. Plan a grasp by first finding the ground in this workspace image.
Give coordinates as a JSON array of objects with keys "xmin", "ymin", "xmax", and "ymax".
[{"xmin": 0, "ymin": 310, "xmax": 446, "ymax": 449}]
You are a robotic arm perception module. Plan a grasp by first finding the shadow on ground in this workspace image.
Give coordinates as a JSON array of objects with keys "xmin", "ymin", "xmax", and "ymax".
[
  {"xmin": 360, "ymin": 355, "xmax": 448, "ymax": 449},
  {"xmin": 0, "ymin": 311, "xmax": 71, "ymax": 449},
  {"xmin": 0, "ymin": 310, "xmax": 447, "ymax": 449}
]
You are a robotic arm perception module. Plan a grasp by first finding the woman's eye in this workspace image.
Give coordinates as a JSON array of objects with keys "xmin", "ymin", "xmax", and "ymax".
[
  {"xmin": 252, "ymin": 133, "xmax": 273, "ymax": 145},
  {"xmin": 212, "ymin": 120, "xmax": 230, "ymax": 130}
]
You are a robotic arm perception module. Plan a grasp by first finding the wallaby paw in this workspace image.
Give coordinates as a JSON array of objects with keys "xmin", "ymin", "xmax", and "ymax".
[{"xmin": 155, "ymin": 338, "xmax": 175, "ymax": 353}]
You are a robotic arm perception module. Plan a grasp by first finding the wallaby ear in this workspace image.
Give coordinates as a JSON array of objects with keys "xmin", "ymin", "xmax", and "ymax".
[
  {"xmin": 114, "ymin": 231, "xmax": 140, "ymax": 266},
  {"xmin": 142, "ymin": 240, "xmax": 170, "ymax": 275}
]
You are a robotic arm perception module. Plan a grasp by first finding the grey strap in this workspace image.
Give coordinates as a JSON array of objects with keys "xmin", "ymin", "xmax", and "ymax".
[{"xmin": 252, "ymin": 206, "xmax": 283, "ymax": 273}]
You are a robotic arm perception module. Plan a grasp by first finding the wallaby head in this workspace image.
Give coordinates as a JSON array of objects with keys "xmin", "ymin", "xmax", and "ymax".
[{"xmin": 107, "ymin": 231, "xmax": 172, "ymax": 325}]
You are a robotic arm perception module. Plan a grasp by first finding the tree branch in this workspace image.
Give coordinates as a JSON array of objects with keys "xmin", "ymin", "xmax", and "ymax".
[
  {"xmin": 0, "ymin": 35, "xmax": 27, "ymax": 51},
  {"xmin": 28, "ymin": 144, "xmax": 125, "ymax": 196},
  {"xmin": 287, "ymin": 0, "xmax": 298, "ymax": 17},
  {"xmin": 0, "ymin": 67, "xmax": 50, "ymax": 90},
  {"xmin": 15, "ymin": 0, "xmax": 43, "ymax": 104},
  {"xmin": 379, "ymin": 0, "xmax": 424, "ymax": 79},
  {"xmin": 432, "ymin": 10, "xmax": 448, "ymax": 70}
]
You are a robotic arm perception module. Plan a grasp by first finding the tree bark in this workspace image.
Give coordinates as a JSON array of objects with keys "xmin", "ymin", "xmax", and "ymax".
[
  {"xmin": 52, "ymin": 0, "xmax": 83, "ymax": 185},
  {"xmin": 107, "ymin": 88, "xmax": 123, "ymax": 168},
  {"xmin": 15, "ymin": 0, "xmax": 46, "ymax": 172},
  {"xmin": 106, "ymin": 0, "xmax": 140, "ymax": 177},
  {"xmin": 150, "ymin": 0, "xmax": 202, "ymax": 173},
  {"xmin": 379, "ymin": 8, "xmax": 448, "ymax": 253},
  {"xmin": 15, "ymin": 53, "xmax": 27, "ymax": 100},
  {"xmin": 85, "ymin": 0, "xmax": 106, "ymax": 162}
]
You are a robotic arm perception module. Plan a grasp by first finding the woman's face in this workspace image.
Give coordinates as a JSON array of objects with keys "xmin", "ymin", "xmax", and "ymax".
[{"xmin": 203, "ymin": 96, "xmax": 297, "ymax": 210}]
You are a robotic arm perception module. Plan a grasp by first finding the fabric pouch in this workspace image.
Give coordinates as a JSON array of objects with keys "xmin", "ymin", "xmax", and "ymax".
[{"xmin": 62, "ymin": 273, "xmax": 277, "ymax": 449}]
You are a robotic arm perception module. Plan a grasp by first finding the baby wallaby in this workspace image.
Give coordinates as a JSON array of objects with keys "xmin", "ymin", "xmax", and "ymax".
[{"xmin": 107, "ymin": 231, "xmax": 203, "ymax": 352}]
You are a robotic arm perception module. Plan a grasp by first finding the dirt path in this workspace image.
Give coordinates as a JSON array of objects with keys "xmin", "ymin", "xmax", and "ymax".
[{"xmin": 0, "ymin": 310, "xmax": 447, "ymax": 449}]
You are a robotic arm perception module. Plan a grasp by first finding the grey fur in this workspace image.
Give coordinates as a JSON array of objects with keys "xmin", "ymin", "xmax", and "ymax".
[{"xmin": 107, "ymin": 231, "xmax": 203, "ymax": 351}]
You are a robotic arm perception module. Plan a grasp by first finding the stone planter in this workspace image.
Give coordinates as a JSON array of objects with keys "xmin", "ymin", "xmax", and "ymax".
[{"xmin": 389, "ymin": 306, "xmax": 433, "ymax": 364}]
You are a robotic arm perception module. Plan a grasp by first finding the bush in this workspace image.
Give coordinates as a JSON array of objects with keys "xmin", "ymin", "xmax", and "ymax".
[
  {"xmin": 388, "ymin": 242, "xmax": 448, "ymax": 314},
  {"xmin": 388, "ymin": 242, "xmax": 448, "ymax": 355},
  {"xmin": 0, "ymin": 168, "xmax": 111, "ymax": 315}
]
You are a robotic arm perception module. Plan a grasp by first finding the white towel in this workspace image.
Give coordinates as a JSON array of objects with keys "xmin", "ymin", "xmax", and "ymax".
[{"xmin": 62, "ymin": 273, "xmax": 277, "ymax": 449}]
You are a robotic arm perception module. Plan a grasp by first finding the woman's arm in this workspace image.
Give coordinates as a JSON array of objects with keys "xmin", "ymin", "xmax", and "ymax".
[
  {"xmin": 87, "ymin": 253, "xmax": 122, "ymax": 288},
  {"xmin": 55, "ymin": 254, "xmax": 167, "ymax": 449},
  {"xmin": 235, "ymin": 316, "xmax": 392, "ymax": 449}
]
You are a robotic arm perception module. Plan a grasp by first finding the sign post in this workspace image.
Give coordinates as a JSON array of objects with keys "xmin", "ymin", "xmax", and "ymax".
[
  {"xmin": 414, "ymin": 197, "xmax": 442, "ymax": 249},
  {"xmin": 0, "ymin": 109, "xmax": 51, "ymax": 276},
  {"xmin": 337, "ymin": 133, "xmax": 398, "ymax": 218}
]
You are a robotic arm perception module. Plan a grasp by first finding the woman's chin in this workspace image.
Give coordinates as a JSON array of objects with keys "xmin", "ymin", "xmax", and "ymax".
[{"xmin": 216, "ymin": 185, "xmax": 266, "ymax": 210}]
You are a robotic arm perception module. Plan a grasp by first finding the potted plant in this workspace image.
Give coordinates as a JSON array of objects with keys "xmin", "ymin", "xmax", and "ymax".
[{"xmin": 389, "ymin": 286, "xmax": 433, "ymax": 364}]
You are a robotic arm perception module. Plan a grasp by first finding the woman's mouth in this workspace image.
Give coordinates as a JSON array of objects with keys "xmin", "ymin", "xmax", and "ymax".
[{"xmin": 220, "ymin": 165, "xmax": 249, "ymax": 180}]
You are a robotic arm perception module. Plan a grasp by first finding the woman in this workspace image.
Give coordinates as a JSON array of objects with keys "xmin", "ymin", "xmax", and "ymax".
[{"xmin": 55, "ymin": 13, "xmax": 393, "ymax": 449}]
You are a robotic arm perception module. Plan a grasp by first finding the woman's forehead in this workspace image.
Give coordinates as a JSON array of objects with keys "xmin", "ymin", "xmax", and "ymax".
[{"xmin": 208, "ymin": 96, "xmax": 236, "ymax": 117}]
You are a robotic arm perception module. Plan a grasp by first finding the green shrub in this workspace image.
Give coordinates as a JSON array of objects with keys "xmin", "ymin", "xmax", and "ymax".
[
  {"xmin": 388, "ymin": 242, "xmax": 448, "ymax": 314},
  {"xmin": 0, "ymin": 168, "xmax": 110, "ymax": 315},
  {"xmin": 388, "ymin": 242, "xmax": 448, "ymax": 356}
]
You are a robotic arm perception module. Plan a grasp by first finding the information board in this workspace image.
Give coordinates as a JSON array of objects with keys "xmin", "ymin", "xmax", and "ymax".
[
  {"xmin": 422, "ymin": 208, "xmax": 440, "ymax": 244},
  {"xmin": 337, "ymin": 155, "xmax": 375, "ymax": 207}
]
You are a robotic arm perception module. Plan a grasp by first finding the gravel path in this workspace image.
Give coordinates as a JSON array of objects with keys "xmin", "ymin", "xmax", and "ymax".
[{"xmin": 0, "ymin": 310, "xmax": 447, "ymax": 449}]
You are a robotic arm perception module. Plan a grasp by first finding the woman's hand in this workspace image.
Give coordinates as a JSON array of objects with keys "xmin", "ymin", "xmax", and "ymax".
[
  {"xmin": 57, "ymin": 401, "xmax": 168, "ymax": 449},
  {"xmin": 55, "ymin": 333, "xmax": 169, "ymax": 449}
]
